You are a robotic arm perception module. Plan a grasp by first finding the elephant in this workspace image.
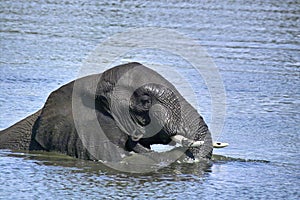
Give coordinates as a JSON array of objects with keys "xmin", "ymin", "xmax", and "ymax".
[{"xmin": 0, "ymin": 62, "xmax": 213, "ymax": 170}]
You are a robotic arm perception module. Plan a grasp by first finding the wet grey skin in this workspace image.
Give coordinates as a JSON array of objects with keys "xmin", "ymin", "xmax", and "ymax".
[{"xmin": 0, "ymin": 62, "xmax": 213, "ymax": 164}]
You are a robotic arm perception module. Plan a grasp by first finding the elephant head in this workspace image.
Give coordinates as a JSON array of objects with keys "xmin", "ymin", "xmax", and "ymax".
[{"xmin": 94, "ymin": 62, "xmax": 213, "ymax": 161}]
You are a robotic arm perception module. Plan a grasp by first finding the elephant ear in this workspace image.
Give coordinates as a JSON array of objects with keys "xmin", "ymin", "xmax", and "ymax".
[
  {"xmin": 32, "ymin": 75, "xmax": 101, "ymax": 160},
  {"xmin": 32, "ymin": 80, "xmax": 86, "ymax": 157},
  {"xmin": 34, "ymin": 73, "xmax": 130, "ymax": 162}
]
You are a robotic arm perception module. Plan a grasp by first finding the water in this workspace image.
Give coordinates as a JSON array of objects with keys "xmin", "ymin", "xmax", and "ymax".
[{"xmin": 0, "ymin": 0, "xmax": 299, "ymax": 199}]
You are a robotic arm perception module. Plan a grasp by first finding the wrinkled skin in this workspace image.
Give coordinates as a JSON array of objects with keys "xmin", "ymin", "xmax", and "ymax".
[{"xmin": 0, "ymin": 62, "xmax": 213, "ymax": 165}]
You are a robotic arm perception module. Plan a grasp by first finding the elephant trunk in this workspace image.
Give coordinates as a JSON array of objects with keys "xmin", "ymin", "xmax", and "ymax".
[
  {"xmin": 140, "ymin": 83, "xmax": 213, "ymax": 159},
  {"xmin": 136, "ymin": 83, "xmax": 183, "ymax": 138}
]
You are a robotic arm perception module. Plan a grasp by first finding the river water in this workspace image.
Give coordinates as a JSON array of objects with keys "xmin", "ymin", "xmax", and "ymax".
[{"xmin": 0, "ymin": 0, "xmax": 299, "ymax": 199}]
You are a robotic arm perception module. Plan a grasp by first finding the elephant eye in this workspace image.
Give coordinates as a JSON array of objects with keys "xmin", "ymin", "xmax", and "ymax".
[
  {"xmin": 141, "ymin": 99, "xmax": 150, "ymax": 104},
  {"xmin": 140, "ymin": 95, "xmax": 151, "ymax": 106}
]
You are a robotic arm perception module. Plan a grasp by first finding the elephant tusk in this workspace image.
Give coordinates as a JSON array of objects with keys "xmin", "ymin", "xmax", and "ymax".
[
  {"xmin": 213, "ymin": 142, "xmax": 229, "ymax": 148},
  {"xmin": 171, "ymin": 135, "xmax": 204, "ymax": 147}
]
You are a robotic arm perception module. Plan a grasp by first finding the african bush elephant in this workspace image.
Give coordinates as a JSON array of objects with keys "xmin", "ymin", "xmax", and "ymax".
[{"xmin": 0, "ymin": 62, "xmax": 213, "ymax": 168}]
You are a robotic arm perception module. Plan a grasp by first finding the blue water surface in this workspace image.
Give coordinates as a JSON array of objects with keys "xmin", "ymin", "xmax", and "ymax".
[{"xmin": 0, "ymin": 0, "xmax": 299, "ymax": 199}]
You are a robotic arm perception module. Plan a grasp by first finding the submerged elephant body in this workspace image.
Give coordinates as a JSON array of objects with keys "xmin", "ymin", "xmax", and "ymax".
[{"xmin": 0, "ymin": 62, "xmax": 213, "ymax": 165}]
